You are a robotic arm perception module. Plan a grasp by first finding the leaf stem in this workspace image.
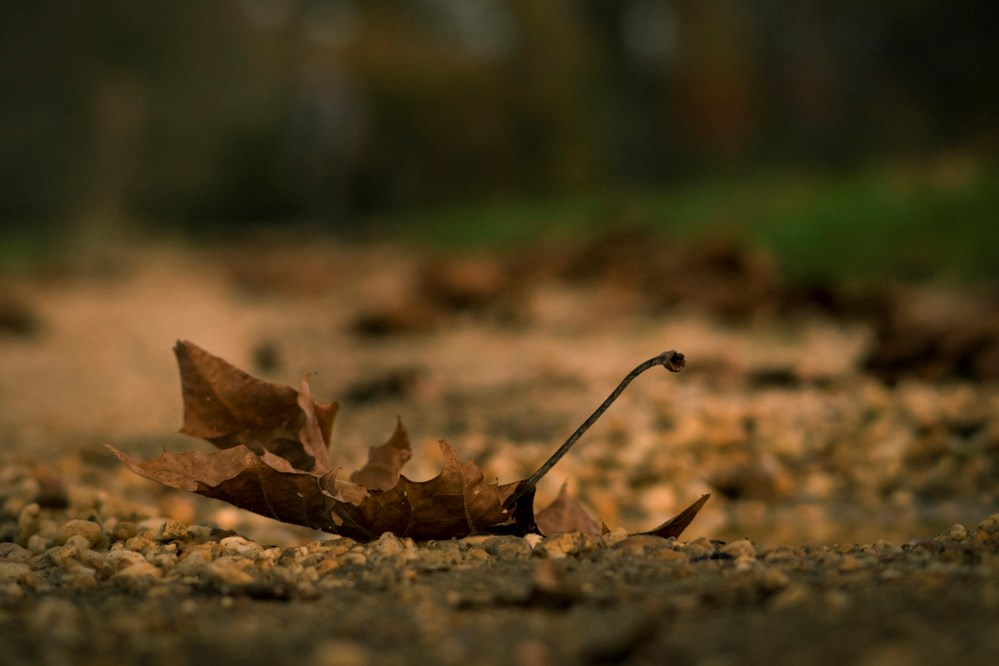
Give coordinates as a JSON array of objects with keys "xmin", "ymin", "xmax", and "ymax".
[{"xmin": 503, "ymin": 350, "xmax": 685, "ymax": 510}]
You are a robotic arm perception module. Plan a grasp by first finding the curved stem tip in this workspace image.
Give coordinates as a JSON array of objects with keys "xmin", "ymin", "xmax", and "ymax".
[{"xmin": 503, "ymin": 350, "xmax": 685, "ymax": 511}]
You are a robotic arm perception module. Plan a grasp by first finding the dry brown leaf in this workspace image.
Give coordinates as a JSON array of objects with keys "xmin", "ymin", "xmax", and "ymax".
[
  {"xmin": 109, "ymin": 342, "xmax": 707, "ymax": 541},
  {"xmin": 534, "ymin": 482, "xmax": 603, "ymax": 536}
]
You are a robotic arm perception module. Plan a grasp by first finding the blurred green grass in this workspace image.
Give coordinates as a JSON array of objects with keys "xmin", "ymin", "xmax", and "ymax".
[
  {"xmin": 3, "ymin": 160, "xmax": 995, "ymax": 284},
  {"xmin": 396, "ymin": 159, "xmax": 998, "ymax": 283}
]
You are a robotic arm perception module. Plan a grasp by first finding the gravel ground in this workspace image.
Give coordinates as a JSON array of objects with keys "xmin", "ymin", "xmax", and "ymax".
[
  {"xmin": 1, "ymin": 240, "xmax": 998, "ymax": 664},
  {"xmin": 1, "ymin": 510, "xmax": 998, "ymax": 666}
]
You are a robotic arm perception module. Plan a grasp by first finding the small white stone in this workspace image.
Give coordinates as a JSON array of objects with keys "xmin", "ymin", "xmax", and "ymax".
[{"xmin": 523, "ymin": 534, "xmax": 543, "ymax": 549}]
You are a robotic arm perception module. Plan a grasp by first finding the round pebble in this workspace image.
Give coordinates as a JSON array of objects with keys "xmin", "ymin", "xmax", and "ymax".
[{"xmin": 56, "ymin": 519, "xmax": 103, "ymax": 547}]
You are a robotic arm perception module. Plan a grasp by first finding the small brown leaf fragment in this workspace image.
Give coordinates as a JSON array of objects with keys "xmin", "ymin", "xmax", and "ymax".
[
  {"xmin": 534, "ymin": 482, "xmax": 602, "ymax": 537},
  {"xmin": 349, "ymin": 418, "xmax": 411, "ymax": 491},
  {"xmin": 639, "ymin": 494, "xmax": 711, "ymax": 539},
  {"xmin": 174, "ymin": 340, "xmax": 337, "ymax": 472}
]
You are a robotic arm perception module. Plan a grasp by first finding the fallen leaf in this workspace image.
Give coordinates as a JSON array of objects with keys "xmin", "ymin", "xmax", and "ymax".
[
  {"xmin": 534, "ymin": 483, "xmax": 603, "ymax": 537},
  {"xmin": 108, "ymin": 413, "xmax": 523, "ymax": 541},
  {"xmin": 109, "ymin": 342, "xmax": 708, "ymax": 541}
]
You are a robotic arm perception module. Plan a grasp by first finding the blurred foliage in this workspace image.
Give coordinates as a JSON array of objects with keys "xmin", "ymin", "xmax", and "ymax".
[
  {"xmin": 393, "ymin": 156, "xmax": 998, "ymax": 281},
  {"xmin": 0, "ymin": 0, "xmax": 996, "ymax": 279}
]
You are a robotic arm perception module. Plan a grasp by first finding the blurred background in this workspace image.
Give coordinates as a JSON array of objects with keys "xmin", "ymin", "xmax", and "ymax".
[{"xmin": 1, "ymin": 0, "xmax": 996, "ymax": 280}]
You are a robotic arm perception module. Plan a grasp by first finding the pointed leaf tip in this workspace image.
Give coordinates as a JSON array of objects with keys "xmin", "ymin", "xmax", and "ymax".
[
  {"xmin": 534, "ymin": 482, "xmax": 602, "ymax": 536},
  {"xmin": 350, "ymin": 417, "xmax": 412, "ymax": 491},
  {"xmin": 640, "ymin": 493, "xmax": 710, "ymax": 539}
]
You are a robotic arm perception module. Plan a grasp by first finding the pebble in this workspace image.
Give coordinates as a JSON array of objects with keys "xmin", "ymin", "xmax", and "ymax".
[
  {"xmin": 111, "ymin": 522, "xmax": 138, "ymax": 542},
  {"xmin": 534, "ymin": 532, "xmax": 584, "ymax": 559},
  {"xmin": 0, "ymin": 581, "xmax": 24, "ymax": 600},
  {"xmin": 0, "ymin": 542, "xmax": 32, "ymax": 563},
  {"xmin": 220, "ymin": 535, "xmax": 263, "ymax": 557},
  {"xmin": 612, "ymin": 534, "xmax": 669, "ymax": 555},
  {"xmin": 62, "ymin": 570, "xmax": 98, "ymax": 591},
  {"xmin": 601, "ymin": 527, "xmax": 629, "ymax": 547},
  {"xmin": 106, "ymin": 549, "xmax": 148, "ymax": 571},
  {"xmin": 338, "ymin": 552, "xmax": 368, "ymax": 567},
  {"xmin": 16, "ymin": 503, "xmax": 41, "ymax": 546},
  {"xmin": 1, "ymin": 501, "xmax": 997, "ymax": 663},
  {"xmin": 370, "ymin": 532, "xmax": 406, "ymax": 557},
  {"xmin": 77, "ymin": 549, "xmax": 112, "ymax": 576},
  {"xmin": 936, "ymin": 524, "xmax": 968, "ymax": 542},
  {"xmin": 208, "ymin": 556, "xmax": 257, "ymax": 585},
  {"xmin": 26, "ymin": 534, "xmax": 49, "ymax": 555},
  {"xmin": 523, "ymin": 534, "xmax": 543, "ymax": 549},
  {"xmin": 45, "ymin": 542, "xmax": 80, "ymax": 567},
  {"xmin": 0, "ymin": 561, "xmax": 32, "ymax": 582},
  {"xmin": 483, "ymin": 535, "xmax": 532, "ymax": 559},
  {"xmin": 977, "ymin": 514, "xmax": 999, "ymax": 535},
  {"xmin": 680, "ymin": 537, "xmax": 716, "ymax": 558},
  {"xmin": 310, "ymin": 639, "xmax": 371, "ymax": 666},
  {"xmin": 56, "ymin": 519, "xmax": 103, "ymax": 547},
  {"xmin": 156, "ymin": 519, "xmax": 190, "ymax": 543},
  {"xmin": 125, "ymin": 533, "xmax": 155, "ymax": 553},
  {"xmin": 175, "ymin": 548, "xmax": 214, "ymax": 575},
  {"xmin": 111, "ymin": 560, "xmax": 163, "ymax": 582},
  {"xmin": 464, "ymin": 547, "xmax": 491, "ymax": 561},
  {"xmin": 838, "ymin": 555, "xmax": 860, "ymax": 572},
  {"xmin": 720, "ymin": 538, "xmax": 756, "ymax": 559},
  {"xmin": 755, "ymin": 566, "xmax": 791, "ymax": 592}
]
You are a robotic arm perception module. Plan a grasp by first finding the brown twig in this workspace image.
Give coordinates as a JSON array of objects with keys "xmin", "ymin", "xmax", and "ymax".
[{"xmin": 503, "ymin": 350, "xmax": 685, "ymax": 511}]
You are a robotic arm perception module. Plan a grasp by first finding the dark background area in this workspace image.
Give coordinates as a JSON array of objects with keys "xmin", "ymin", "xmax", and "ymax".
[{"xmin": 1, "ymin": 0, "xmax": 996, "ymax": 278}]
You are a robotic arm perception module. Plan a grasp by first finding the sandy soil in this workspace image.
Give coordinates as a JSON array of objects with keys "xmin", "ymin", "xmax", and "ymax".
[{"xmin": 1, "ymin": 239, "xmax": 997, "ymax": 664}]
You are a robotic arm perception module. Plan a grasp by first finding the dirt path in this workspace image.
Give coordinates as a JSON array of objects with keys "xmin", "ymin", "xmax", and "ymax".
[{"xmin": 1, "ymin": 241, "xmax": 997, "ymax": 664}]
